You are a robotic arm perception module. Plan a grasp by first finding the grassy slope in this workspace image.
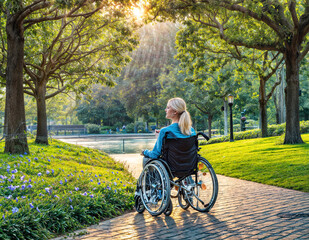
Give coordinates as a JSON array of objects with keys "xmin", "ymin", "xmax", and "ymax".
[
  {"xmin": 199, "ymin": 133, "xmax": 309, "ymax": 192},
  {"xmin": 0, "ymin": 139, "xmax": 135, "ymax": 239}
]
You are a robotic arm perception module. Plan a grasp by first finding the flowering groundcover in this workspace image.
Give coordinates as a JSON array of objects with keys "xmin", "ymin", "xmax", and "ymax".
[{"xmin": 0, "ymin": 139, "xmax": 135, "ymax": 239}]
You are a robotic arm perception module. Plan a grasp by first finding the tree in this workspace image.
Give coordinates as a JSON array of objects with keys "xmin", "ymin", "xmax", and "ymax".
[
  {"xmin": 175, "ymin": 22, "xmax": 284, "ymax": 137},
  {"xmin": 147, "ymin": 0, "xmax": 309, "ymax": 144},
  {"xmin": 0, "ymin": 0, "xmax": 137, "ymax": 152},
  {"xmin": 23, "ymin": 5, "xmax": 138, "ymax": 144},
  {"xmin": 76, "ymin": 85, "xmax": 132, "ymax": 126},
  {"xmin": 119, "ymin": 22, "xmax": 179, "ymax": 126}
]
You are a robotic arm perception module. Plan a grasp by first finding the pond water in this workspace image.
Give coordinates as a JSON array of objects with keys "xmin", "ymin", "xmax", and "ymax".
[{"xmin": 59, "ymin": 138, "xmax": 156, "ymax": 154}]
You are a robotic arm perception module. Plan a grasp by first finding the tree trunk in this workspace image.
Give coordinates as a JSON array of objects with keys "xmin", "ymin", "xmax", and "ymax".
[
  {"xmin": 35, "ymin": 83, "xmax": 49, "ymax": 144},
  {"xmin": 278, "ymin": 68, "xmax": 286, "ymax": 123},
  {"xmin": 273, "ymin": 93, "xmax": 280, "ymax": 124},
  {"xmin": 223, "ymin": 100, "xmax": 228, "ymax": 135},
  {"xmin": 4, "ymin": 16, "xmax": 29, "ymax": 154},
  {"xmin": 208, "ymin": 115, "xmax": 212, "ymax": 138},
  {"xmin": 284, "ymin": 47, "xmax": 303, "ymax": 144},
  {"xmin": 259, "ymin": 77, "xmax": 268, "ymax": 137}
]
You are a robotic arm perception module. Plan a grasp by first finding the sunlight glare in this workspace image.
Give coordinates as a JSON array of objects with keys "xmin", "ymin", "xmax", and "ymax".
[{"xmin": 132, "ymin": 6, "xmax": 144, "ymax": 19}]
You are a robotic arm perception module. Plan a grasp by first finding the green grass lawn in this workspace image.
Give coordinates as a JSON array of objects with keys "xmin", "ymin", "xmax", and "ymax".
[
  {"xmin": 0, "ymin": 139, "xmax": 135, "ymax": 239},
  {"xmin": 199, "ymin": 133, "xmax": 309, "ymax": 192}
]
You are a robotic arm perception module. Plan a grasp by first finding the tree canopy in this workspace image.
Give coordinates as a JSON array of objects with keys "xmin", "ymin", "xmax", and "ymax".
[
  {"xmin": 0, "ymin": 0, "xmax": 138, "ymax": 152},
  {"xmin": 145, "ymin": 0, "xmax": 309, "ymax": 144}
]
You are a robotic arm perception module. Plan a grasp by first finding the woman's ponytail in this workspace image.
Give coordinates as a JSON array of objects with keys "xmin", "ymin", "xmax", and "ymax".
[{"xmin": 168, "ymin": 98, "xmax": 192, "ymax": 135}]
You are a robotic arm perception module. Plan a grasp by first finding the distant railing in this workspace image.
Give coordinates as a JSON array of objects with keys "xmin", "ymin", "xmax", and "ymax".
[{"xmin": 28, "ymin": 125, "xmax": 87, "ymax": 135}]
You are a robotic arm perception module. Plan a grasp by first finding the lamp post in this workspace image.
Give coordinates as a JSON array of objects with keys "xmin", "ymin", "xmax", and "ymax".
[{"xmin": 228, "ymin": 94, "xmax": 234, "ymax": 142}]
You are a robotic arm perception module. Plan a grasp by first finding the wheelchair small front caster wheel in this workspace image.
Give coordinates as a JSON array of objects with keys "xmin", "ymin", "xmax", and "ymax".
[
  {"xmin": 164, "ymin": 200, "xmax": 173, "ymax": 216},
  {"xmin": 135, "ymin": 196, "xmax": 145, "ymax": 214}
]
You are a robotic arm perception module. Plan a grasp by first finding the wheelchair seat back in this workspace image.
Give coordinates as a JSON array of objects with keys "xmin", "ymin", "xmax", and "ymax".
[{"xmin": 161, "ymin": 134, "xmax": 198, "ymax": 178}]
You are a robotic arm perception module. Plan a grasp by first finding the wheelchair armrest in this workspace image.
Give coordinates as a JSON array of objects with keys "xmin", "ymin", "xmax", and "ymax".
[{"xmin": 197, "ymin": 132, "xmax": 210, "ymax": 141}]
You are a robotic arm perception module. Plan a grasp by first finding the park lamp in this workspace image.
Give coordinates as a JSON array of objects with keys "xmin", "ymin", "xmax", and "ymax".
[
  {"xmin": 228, "ymin": 94, "xmax": 234, "ymax": 142},
  {"xmin": 228, "ymin": 94, "xmax": 234, "ymax": 106}
]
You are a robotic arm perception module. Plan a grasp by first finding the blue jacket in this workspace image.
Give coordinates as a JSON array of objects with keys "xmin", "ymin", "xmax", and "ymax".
[{"xmin": 143, "ymin": 123, "xmax": 196, "ymax": 159}]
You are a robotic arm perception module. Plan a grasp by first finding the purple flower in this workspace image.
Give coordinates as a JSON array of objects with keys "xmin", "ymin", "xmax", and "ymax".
[
  {"xmin": 20, "ymin": 176, "xmax": 25, "ymax": 181},
  {"xmin": 46, "ymin": 170, "xmax": 50, "ymax": 175},
  {"xmin": 65, "ymin": 178, "xmax": 67, "ymax": 183},
  {"xmin": 11, "ymin": 169, "xmax": 18, "ymax": 174},
  {"xmin": 38, "ymin": 173, "xmax": 42, "ymax": 176},
  {"xmin": 29, "ymin": 179, "xmax": 32, "ymax": 183},
  {"xmin": 36, "ymin": 207, "xmax": 41, "ymax": 213},
  {"xmin": 54, "ymin": 195, "xmax": 59, "ymax": 199},
  {"xmin": 34, "ymin": 157, "xmax": 38, "ymax": 161},
  {"xmin": 39, "ymin": 193, "xmax": 44, "ymax": 196},
  {"xmin": 75, "ymin": 187, "xmax": 79, "ymax": 191},
  {"xmin": 59, "ymin": 180, "xmax": 63, "ymax": 184},
  {"xmin": 114, "ymin": 189, "xmax": 117, "ymax": 193},
  {"xmin": 69, "ymin": 197, "xmax": 72, "ymax": 202},
  {"xmin": 29, "ymin": 203, "xmax": 34, "ymax": 208},
  {"xmin": 12, "ymin": 207, "xmax": 19, "ymax": 214},
  {"xmin": 114, "ymin": 182, "xmax": 117, "ymax": 186},
  {"xmin": 45, "ymin": 188, "xmax": 51, "ymax": 194},
  {"xmin": 19, "ymin": 155, "xmax": 23, "ymax": 158},
  {"xmin": 15, "ymin": 197, "xmax": 18, "ymax": 202},
  {"xmin": 51, "ymin": 169, "xmax": 54, "ymax": 174},
  {"xmin": 90, "ymin": 194, "xmax": 94, "ymax": 198},
  {"xmin": 90, "ymin": 179, "xmax": 93, "ymax": 182},
  {"xmin": 98, "ymin": 182, "xmax": 101, "ymax": 185},
  {"xmin": 70, "ymin": 205, "xmax": 73, "ymax": 210},
  {"xmin": 82, "ymin": 192, "xmax": 87, "ymax": 196},
  {"xmin": 28, "ymin": 184, "xmax": 32, "ymax": 188},
  {"xmin": 2, "ymin": 214, "xmax": 5, "ymax": 220}
]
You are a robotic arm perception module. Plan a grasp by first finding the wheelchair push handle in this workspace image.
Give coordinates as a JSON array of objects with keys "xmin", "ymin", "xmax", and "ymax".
[{"xmin": 197, "ymin": 132, "xmax": 210, "ymax": 141}]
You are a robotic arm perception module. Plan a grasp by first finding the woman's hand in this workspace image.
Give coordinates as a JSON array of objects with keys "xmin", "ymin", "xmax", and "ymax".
[{"xmin": 141, "ymin": 150, "xmax": 145, "ymax": 156}]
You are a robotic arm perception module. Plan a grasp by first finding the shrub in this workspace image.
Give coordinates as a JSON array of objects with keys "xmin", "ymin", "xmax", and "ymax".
[
  {"xmin": 200, "ymin": 120, "xmax": 309, "ymax": 145},
  {"xmin": 125, "ymin": 122, "xmax": 150, "ymax": 133},
  {"xmin": 86, "ymin": 124, "xmax": 100, "ymax": 134},
  {"xmin": 300, "ymin": 120, "xmax": 309, "ymax": 133},
  {"xmin": 125, "ymin": 123, "xmax": 135, "ymax": 133}
]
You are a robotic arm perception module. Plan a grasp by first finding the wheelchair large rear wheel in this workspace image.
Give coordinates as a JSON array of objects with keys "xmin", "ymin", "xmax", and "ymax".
[
  {"xmin": 185, "ymin": 157, "xmax": 218, "ymax": 212},
  {"xmin": 140, "ymin": 160, "xmax": 171, "ymax": 216}
]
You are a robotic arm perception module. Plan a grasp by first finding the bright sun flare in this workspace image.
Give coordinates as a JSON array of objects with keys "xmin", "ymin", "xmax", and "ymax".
[{"xmin": 132, "ymin": 7, "xmax": 144, "ymax": 19}]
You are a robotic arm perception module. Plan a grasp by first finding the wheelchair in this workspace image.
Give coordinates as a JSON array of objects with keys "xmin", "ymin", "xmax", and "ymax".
[{"xmin": 134, "ymin": 132, "xmax": 218, "ymax": 216}]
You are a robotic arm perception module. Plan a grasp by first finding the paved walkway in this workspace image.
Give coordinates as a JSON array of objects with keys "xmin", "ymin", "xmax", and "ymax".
[{"xmin": 54, "ymin": 154, "xmax": 309, "ymax": 240}]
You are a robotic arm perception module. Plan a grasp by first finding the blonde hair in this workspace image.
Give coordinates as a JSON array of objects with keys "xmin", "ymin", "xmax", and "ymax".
[{"xmin": 168, "ymin": 97, "xmax": 192, "ymax": 135}]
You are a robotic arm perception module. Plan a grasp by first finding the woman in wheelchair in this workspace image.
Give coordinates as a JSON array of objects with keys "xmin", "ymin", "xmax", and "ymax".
[
  {"xmin": 141, "ymin": 97, "xmax": 196, "ymax": 166},
  {"xmin": 135, "ymin": 98, "xmax": 218, "ymax": 216}
]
